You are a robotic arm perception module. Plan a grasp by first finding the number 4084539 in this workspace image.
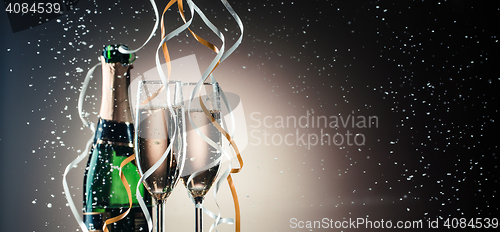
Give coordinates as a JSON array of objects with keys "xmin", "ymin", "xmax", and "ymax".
[
  {"xmin": 443, "ymin": 218, "xmax": 498, "ymax": 229},
  {"xmin": 5, "ymin": 2, "xmax": 61, "ymax": 14}
]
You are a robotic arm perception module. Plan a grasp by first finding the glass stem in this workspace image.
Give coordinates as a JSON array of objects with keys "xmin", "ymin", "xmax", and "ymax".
[
  {"xmin": 195, "ymin": 197, "xmax": 204, "ymax": 232},
  {"xmin": 153, "ymin": 199, "xmax": 166, "ymax": 232}
]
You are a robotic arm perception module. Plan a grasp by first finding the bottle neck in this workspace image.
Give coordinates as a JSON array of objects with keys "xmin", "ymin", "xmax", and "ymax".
[
  {"xmin": 99, "ymin": 56, "xmax": 133, "ymax": 123},
  {"xmin": 93, "ymin": 118, "xmax": 134, "ymax": 145}
]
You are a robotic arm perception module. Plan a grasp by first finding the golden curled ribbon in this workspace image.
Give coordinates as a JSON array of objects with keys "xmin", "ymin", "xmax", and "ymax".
[
  {"xmin": 103, "ymin": 155, "xmax": 136, "ymax": 232},
  {"xmin": 159, "ymin": 1, "xmax": 243, "ymax": 231}
]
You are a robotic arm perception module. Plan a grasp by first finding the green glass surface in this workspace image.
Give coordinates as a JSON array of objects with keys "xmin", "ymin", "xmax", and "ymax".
[{"xmin": 83, "ymin": 121, "xmax": 150, "ymax": 232}]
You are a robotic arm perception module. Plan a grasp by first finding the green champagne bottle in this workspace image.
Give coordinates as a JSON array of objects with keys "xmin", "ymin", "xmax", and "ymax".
[{"xmin": 83, "ymin": 45, "xmax": 150, "ymax": 232}]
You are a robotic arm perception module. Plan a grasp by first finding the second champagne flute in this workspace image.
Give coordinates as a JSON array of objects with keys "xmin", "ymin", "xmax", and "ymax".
[{"xmin": 177, "ymin": 82, "xmax": 223, "ymax": 232}]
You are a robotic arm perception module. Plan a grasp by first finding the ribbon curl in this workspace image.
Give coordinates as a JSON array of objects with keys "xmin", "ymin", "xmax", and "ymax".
[
  {"xmin": 158, "ymin": 1, "xmax": 244, "ymax": 231},
  {"xmin": 63, "ymin": 1, "xmax": 161, "ymax": 231},
  {"xmin": 133, "ymin": 1, "xmax": 197, "ymax": 231}
]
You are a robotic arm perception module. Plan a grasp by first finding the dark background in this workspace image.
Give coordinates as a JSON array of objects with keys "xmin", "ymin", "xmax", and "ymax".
[{"xmin": 1, "ymin": 0, "xmax": 498, "ymax": 231}]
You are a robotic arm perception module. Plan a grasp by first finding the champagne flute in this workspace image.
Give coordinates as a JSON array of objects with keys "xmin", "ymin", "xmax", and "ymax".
[
  {"xmin": 177, "ymin": 82, "xmax": 222, "ymax": 232},
  {"xmin": 134, "ymin": 80, "xmax": 182, "ymax": 232}
]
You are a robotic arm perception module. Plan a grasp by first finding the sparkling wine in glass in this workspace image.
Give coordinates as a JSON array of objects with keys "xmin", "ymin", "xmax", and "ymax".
[
  {"xmin": 134, "ymin": 81, "xmax": 183, "ymax": 232},
  {"xmin": 177, "ymin": 82, "xmax": 222, "ymax": 232}
]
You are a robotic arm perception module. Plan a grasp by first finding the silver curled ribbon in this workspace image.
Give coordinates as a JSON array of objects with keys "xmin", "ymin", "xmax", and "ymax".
[
  {"xmin": 62, "ymin": 61, "xmax": 101, "ymax": 232},
  {"xmin": 161, "ymin": 1, "xmax": 244, "ymax": 232},
  {"xmin": 62, "ymin": 0, "xmax": 161, "ymax": 231}
]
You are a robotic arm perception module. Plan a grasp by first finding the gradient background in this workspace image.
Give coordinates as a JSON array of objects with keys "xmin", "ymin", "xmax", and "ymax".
[{"xmin": 0, "ymin": 0, "xmax": 498, "ymax": 231}]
